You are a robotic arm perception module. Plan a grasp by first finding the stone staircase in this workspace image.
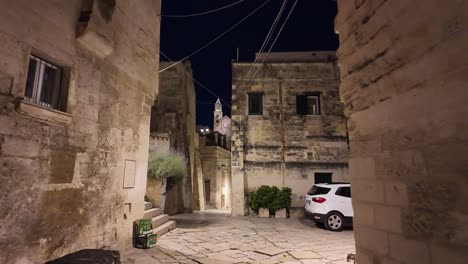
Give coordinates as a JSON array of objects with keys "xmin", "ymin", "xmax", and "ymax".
[{"xmin": 144, "ymin": 201, "xmax": 176, "ymax": 238}]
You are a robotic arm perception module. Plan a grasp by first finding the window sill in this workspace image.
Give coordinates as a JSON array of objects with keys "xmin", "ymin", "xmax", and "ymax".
[{"xmin": 15, "ymin": 99, "xmax": 72, "ymax": 125}]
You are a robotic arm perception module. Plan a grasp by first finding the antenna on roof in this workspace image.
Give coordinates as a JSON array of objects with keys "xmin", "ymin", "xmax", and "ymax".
[{"xmin": 236, "ymin": 48, "xmax": 240, "ymax": 62}]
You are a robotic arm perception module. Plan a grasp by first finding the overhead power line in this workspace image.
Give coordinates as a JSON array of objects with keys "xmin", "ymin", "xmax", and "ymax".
[
  {"xmin": 159, "ymin": 0, "xmax": 273, "ymax": 73},
  {"xmin": 249, "ymin": 0, "xmax": 298, "ymax": 81},
  {"xmin": 162, "ymin": 0, "xmax": 249, "ymax": 18},
  {"xmin": 238, "ymin": 0, "xmax": 288, "ymax": 91},
  {"xmin": 159, "ymin": 50, "xmax": 231, "ymax": 109}
]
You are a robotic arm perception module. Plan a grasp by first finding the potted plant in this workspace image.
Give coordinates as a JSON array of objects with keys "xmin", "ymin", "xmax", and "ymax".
[
  {"xmin": 248, "ymin": 186, "xmax": 292, "ymax": 218},
  {"xmin": 146, "ymin": 150, "xmax": 186, "ymax": 211}
]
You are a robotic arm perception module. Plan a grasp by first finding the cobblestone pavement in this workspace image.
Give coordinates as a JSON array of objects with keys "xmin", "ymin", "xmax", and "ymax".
[{"xmin": 122, "ymin": 211, "xmax": 355, "ymax": 264}]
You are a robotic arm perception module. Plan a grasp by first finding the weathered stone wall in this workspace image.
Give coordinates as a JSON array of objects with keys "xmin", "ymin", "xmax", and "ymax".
[
  {"xmin": 150, "ymin": 61, "xmax": 196, "ymax": 214},
  {"xmin": 149, "ymin": 132, "xmax": 170, "ymax": 153},
  {"xmin": 0, "ymin": 0, "xmax": 161, "ymax": 263},
  {"xmin": 192, "ymin": 135, "xmax": 206, "ymax": 211},
  {"xmin": 199, "ymin": 141, "xmax": 232, "ymax": 209},
  {"xmin": 231, "ymin": 53, "xmax": 349, "ymax": 215},
  {"xmin": 336, "ymin": 0, "xmax": 468, "ymax": 263}
]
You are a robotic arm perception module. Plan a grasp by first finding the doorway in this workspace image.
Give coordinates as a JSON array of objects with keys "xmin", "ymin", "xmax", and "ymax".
[{"xmin": 204, "ymin": 180, "xmax": 211, "ymax": 203}]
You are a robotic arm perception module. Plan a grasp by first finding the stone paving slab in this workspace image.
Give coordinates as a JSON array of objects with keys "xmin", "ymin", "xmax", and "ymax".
[
  {"xmin": 255, "ymin": 246, "xmax": 289, "ymax": 256},
  {"xmin": 121, "ymin": 211, "xmax": 355, "ymax": 264},
  {"xmin": 289, "ymin": 250, "xmax": 322, "ymax": 259}
]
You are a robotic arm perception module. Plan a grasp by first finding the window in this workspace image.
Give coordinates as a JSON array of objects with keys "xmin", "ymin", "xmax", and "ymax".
[
  {"xmin": 25, "ymin": 54, "xmax": 67, "ymax": 111},
  {"xmin": 335, "ymin": 187, "xmax": 351, "ymax": 198},
  {"xmin": 296, "ymin": 94, "xmax": 321, "ymax": 115},
  {"xmin": 314, "ymin": 172, "xmax": 332, "ymax": 184},
  {"xmin": 307, "ymin": 185, "xmax": 331, "ymax": 195},
  {"xmin": 248, "ymin": 93, "xmax": 263, "ymax": 115}
]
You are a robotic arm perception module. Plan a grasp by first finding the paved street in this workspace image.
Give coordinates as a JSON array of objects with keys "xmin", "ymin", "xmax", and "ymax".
[{"xmin": 122, "ymin": 211, "xmax": 355, "ymax": 264}]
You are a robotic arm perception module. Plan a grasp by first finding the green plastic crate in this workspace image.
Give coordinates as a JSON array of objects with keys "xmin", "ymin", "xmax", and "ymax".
[
  {"xmin": 134, "ymin": 234, "xmax": 157, "ymax": 249},
  {"xmin": 133, "ymin": 219, "xmax": 153, "ymax": 236}
]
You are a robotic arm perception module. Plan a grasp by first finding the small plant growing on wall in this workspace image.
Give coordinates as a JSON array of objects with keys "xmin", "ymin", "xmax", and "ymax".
[{"xmin": 248, "ymin": 185, "xmax": 292, "ymax": 216}]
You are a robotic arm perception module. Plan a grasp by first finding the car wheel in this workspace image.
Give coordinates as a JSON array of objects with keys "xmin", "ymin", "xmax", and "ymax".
[{"xmin": 324, "ymin": 212, "xmax": 344, "ymax": 231}]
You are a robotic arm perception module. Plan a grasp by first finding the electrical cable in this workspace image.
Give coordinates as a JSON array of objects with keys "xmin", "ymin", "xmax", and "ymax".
[
  {"xmin": 159, "ymin": 0, "xmax": 273, "ymax": 73},
  {"xmin": 249, "ymin": 0, "xmax": 298, "ymax": 81},
  {"xmin": 159, "ymin": 50, "xmax": 232, "ymax": 109},
  {"xmin": 237, "ymin": 0, "xmax": 288, "ymax": 91},
  {"xmin": 162, "ymin": 0, "xmax": 249, "ymax": 18}
]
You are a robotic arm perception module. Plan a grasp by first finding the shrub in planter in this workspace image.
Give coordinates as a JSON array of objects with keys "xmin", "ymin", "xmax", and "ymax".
[{"xmin": 248, "ymin": 185, "xmax": 292, "ymax": 216}]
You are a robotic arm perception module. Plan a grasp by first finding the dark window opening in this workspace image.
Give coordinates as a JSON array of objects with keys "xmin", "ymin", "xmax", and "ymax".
[
  {"xmin": 335, "ymin": 187, "xmax": 351, "ymax": 198},
  {"xmin": 307, "ymin": 185, "xmax": 331, "ymax": 195},
  {"xmin": 248, "ymin": 93, "xmax": 263, "ymax": 115},
  {"xmin": 297, "ymin": 94, "xmax": 321, "ymax": 115},
  {"xmin": 25, "ymin": 54, "xmax": 67, "ymax": 111},
  {"xmin": 314, "ymin": 172, "xmax": 332, "ymax": 184}
]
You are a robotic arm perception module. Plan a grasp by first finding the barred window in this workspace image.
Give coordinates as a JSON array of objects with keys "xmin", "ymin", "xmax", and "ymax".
[{"xmin": 25, "ymin": 55, "xmax": 68, "ymax": 111}]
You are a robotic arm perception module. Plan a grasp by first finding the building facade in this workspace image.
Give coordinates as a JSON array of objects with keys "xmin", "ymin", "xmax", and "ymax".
[
  {"xmin": 231, "ymin": 51, "xmax": 349, "ymax": 216},
  {"xmin": 336, "ymin": 1, "xmax": 468, "ymax": 263},
  {"xmin": 150, "ymin": 60, "xmax": 197, "ymax": 215},
  {"xmin": 0, "ymin": 0, "xmax": 161, "ymax": 262},
  {"xmin": 199, "ymin": 132, "xmax": 232, "ymax": 210}
]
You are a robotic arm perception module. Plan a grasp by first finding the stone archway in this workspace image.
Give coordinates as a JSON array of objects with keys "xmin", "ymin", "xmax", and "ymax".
[{"xmin": 335, "ymin": 1, "xmax": 468, "ymax": 263}]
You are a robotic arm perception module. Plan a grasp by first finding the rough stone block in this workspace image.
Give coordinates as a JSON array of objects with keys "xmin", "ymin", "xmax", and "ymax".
[
  {"xmin": 384, "ymin": 181, "xmax": 408, "ymax": 206},
  {"xmin": 354, "ymin": 226, "xmax": 388, "ymax": 255},
  {"xmin": 351, "ymin": 180, "xmax": 385, "ymax": 203},
  {"xmin": 48, "ymin": 150, "xmax": 76, "ymax": 184},
  {"xmin": 349, "ymin": 157, "xmax": 376, "ymax": 179},
  {"xmin": 258, "ymin": 208, "xmax": 269, "ymax": 218},
  {"xmin": 355, "ymin": 248, "xmax": 375, "ymax": 264},
  {"xmin": 352, "ymin": 202, "xmax": 374, "ymax": 226},
  {"xmin": 375, "ymin": 150, "xmax": 428, "ymax": 180},
  {"xmin": 1, "ymin": 136, "xmax": 41, "ymax": 158},
  {"xmin": 0, "ymin": 73, "xmax": 12, "ymax": 95},
  {"xmin": 375, "ymin": 205, "xmax": 402, "ymax": 233},
  {"xmin": 274, "ymin": 208, "xmax": 287, "ymax": 218},
  {"xmin": 431, "ymin": 243, "xmax": 468, "ymax": 264},
  {"xmin": 388, "ymin": 234, "xmax": 430, "ymax": 264},
  {"xmin": 0, "ymin": 115, "xmax": 15, "ymax": 135}
]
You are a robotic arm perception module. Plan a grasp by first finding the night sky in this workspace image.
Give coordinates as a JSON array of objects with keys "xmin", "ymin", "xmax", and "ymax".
[{"xmin": 160, "ymin": 0, "xmax": 339, "ymax": 127}]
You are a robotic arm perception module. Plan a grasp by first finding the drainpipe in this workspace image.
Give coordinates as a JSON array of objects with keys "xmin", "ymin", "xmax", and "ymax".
[{"xmin": 278, "ymin": 79, "xmax": 286, "ymax": 187}]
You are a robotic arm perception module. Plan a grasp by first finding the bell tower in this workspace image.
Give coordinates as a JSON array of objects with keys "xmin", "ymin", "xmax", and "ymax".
[{"xmin": 213, "ymin": 98, "xmax": 223, "ymax": 129}]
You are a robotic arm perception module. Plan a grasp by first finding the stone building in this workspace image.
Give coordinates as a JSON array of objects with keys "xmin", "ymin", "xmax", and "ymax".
[
  {"xmin": 150, "ymin": 60, "xmax": 197, "ymax": 215},
  {"xmin": 231, "ymin": 51, "xmax": 349, "ymax": 216},
  {"xmin": 335, "ymin": 1, "xmax": 468, "ymax": 263},
  {"xmin": 0, "ymin": 0, "xmax": 161, "ymax": 263},
  {"xmin": 199, "ymin": 130, "xmax": 232, "ymax": 210}
]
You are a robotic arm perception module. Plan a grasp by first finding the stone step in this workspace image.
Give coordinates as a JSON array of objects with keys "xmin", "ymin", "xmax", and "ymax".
[
  {"xmin": 153, "ymin": 220, "xmax": 176, "ymax": 239},
  {"xmin": 144, "ymin": 201, "xmax": 153, "ymax": 210},
  {"xmin": 152, "ymin": 214, "xmax": 169, "ymax": 228},
  {"xmin": 144, "ymin": 208, "xmax": 163, "ymax": 219}
]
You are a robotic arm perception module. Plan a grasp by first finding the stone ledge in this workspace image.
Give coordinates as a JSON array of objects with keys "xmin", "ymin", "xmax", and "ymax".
[
  {"xmin": 15, "ymin": 99, "xmax": 72, "ymax": 125},
  {"xmin": 77, "ymin": 31, "xmax": 113, "ymax": 59}
]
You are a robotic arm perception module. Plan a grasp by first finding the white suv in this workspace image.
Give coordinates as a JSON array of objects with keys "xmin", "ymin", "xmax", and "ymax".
[{"xmin": 304, "ymin": 183, "xmax": 353, "ymax": 231}]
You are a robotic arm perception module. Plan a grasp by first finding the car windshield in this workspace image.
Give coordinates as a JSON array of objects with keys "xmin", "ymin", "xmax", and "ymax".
[{"xmin": 307, "ymin": 185, "xmax": 331, "ymax": 195}]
